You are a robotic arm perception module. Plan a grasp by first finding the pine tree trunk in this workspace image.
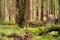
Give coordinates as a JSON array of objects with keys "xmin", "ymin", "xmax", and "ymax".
[
  {"xmin": 38, "ymin": 0, "xmax": 41, "ymax": 21},
  {"xmin": 5, "ymin": 0, "xmax": 9, "ymax": 21},
  {"xmin": 7, "ymin": 0, "xmax": 16, "ymax": 22},
  {"xmin": 58, "ymin": 0, "xmax": 60, "ymax": 23},
  {"xmin": 1, "ymin": 0, "xmax": 5, "ymax": 22}
]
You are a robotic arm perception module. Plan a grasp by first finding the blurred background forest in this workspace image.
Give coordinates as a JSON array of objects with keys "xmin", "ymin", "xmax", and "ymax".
[
  {"xmin": 0, "ymin": 0, "xmax": 60, "ymax": 25},
  {"xmin": 0, "ymin": 0, "xmax": 60, "ymax": 40}
]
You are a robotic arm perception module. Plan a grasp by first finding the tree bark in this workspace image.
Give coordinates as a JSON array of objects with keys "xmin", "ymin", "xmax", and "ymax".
[{"xmin": 7, "ymin": 0, "xmax": 16, "ymax": 22}]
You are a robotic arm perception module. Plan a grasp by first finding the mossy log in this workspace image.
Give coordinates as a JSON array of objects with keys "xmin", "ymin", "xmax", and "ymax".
[{"xmin": 39, "ymin": 25, "xmax": 60, "ymax": 36}]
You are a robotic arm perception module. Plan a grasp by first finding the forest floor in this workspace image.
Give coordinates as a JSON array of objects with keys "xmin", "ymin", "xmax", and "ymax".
[{"xmin": 0, "ymin": 25, "xmax": 60, "ymax": 40}]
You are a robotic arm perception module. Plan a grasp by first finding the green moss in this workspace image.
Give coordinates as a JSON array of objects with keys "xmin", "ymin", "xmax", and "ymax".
[
  {"xmin": 27, "ymin": 27, "xmax": 40, "ymax": 36},
  {"xmin": 2, "ymin": 21, "xmax": 16, "ymax": 25}
]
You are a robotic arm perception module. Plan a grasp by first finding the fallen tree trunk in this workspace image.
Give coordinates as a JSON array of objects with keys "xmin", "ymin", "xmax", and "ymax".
[{"xmin": 39, "ymin": 25, "xmax": 60, "ymax": 36}]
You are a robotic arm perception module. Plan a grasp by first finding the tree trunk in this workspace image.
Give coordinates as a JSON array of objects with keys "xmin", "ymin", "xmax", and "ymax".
[
  {"xmin": 4, "ymin": 0, "xmax": 9, "ymax": 21},
  {"xmin": 7, "ymin": 0, "xmax": 16, "ymax": 22},
  {"xmin": 1, "ymin": 0, "xmax": 5, "ymax": 22},
  {"xmin": 58, "ymin": 0, "xmax": 60, "ymax": 24}
]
